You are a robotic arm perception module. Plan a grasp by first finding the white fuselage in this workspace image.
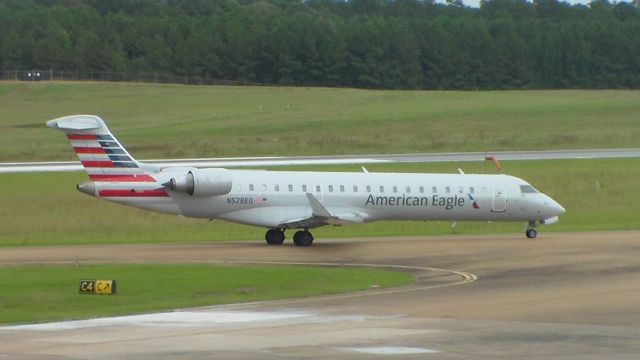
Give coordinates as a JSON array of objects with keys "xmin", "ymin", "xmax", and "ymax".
[
  {"xmin": 48, "ymin": 114, "xmax": 565, "ymax": 242},
  {"xmin": 103, "ymin": 169, "xmax": 565, "ymax": 229}
]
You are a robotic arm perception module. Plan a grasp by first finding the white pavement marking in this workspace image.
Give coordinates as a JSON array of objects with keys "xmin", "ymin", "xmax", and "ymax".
[
  {"xmin": 339, "ymin": 346, "xmax": 440, "ymax": 355},
  {"xmin": 2, "ymin": 148, "xmax": 640, "ymax": 173},
  {"xmin": 1, "ymin": 311, "xmax": 311, "ymax": 331}
]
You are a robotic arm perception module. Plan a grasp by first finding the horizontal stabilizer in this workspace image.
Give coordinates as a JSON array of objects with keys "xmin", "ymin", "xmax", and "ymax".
[{"xmin": 47, "ymin": 115, "xmax": 102, "ymax": 131}]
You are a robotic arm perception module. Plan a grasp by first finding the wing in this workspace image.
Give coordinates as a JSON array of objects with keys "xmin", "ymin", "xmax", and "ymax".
[{"xmin": 278, "ymin": 193, "xmax": 366, "ymax": 229}]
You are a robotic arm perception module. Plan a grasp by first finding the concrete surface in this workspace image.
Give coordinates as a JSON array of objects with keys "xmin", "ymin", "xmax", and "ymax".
[{"xmin": 1, "ymin": 231, "xmax": 640, "ymax": 359}]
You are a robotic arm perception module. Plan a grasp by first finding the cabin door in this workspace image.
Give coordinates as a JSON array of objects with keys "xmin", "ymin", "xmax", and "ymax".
[{"xmin": 492, "ymin": 188, "xmax": 507, "ymax": 212}]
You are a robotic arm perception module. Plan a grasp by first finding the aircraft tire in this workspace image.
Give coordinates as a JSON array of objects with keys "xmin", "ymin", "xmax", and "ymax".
[
  {"xmin": 525, "ymin": 228, "xmax": 537, "ymax": 239},
  {"xmin": 293, "ymin": 230, "xmax": 314, "ymax": 247},
  {"xmin": 265, "ymin": 228, "xmax": 285, "ymax": 245}
]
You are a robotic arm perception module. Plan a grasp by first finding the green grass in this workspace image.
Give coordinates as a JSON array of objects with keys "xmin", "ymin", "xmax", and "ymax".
[
  {"xmin": 0, "ymin": 264, "xmax": 413, "ymax": 324},
  {"xmin": 1, "ymin": 82, "xmax": 639, "ymax": 162},
  {"xmin": 1, "ymin": 158, "xmax": 638, "ymax": 247}
]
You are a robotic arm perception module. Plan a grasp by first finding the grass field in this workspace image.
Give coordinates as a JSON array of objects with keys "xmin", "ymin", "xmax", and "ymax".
[
  {"xmin": 1, "ymin": 82, "xmax": 639, "ymax": 162},
  {"xmin": 1, "ymin": 158, "xmax": 638, "ymax": 247},
  {"xmin": 0, "ymin": 264, "xmax": 413, "ymax": 324},
  {"xmin": 0, "ymin": 83, "xmax": 636, "ymax": 326}
]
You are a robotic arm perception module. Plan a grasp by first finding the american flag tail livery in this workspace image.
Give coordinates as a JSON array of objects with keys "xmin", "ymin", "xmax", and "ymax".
[{"xmin": 47, "ymin": 115, "xmax": 180, "ymax": 214}]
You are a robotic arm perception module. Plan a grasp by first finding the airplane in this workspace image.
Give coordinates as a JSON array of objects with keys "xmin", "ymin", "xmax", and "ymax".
[{"xmin": 47, "ymin": 115, "xmax": 565, "ymax": 246}]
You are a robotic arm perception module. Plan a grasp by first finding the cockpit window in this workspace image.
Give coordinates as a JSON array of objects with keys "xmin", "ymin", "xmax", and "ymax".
[{"xmin": 520, "ymin": 185, "xmax": 539, "ymax": 194}]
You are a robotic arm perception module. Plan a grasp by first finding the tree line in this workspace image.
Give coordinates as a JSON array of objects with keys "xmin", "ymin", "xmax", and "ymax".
[{"xmin": 1, "ymin": 0, "xmax": 640, "ymax": 89}]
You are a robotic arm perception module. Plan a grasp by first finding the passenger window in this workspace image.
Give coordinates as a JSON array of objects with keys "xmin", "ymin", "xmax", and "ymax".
[
  {"xmin": 432, "ymin": 186, "xmax": 437, "ymax": 193},
  {"xmin": 329, "ymin": 185, "xmax": 334, "ymax": 192},
  {"xmin": 302, "ymin": 184, "xmax": 307, "ymax": 192},
  {"xmin": 419, "ymin": 186, "xmax": 424, "ymax": 193},
  {"xmin": 366, "ymin": 185, "xmax": 371, "ymax": 193},
  {"xmin": 316, "ymin": 185, "xmax": 321, "ymax": 192},
  {"xmin": 237, "ymin": 184, "xmax": 242, "ymax": 191},
  {"xmin": 288, "ymin": 184, "xmax": 293, "ymax": 192},
  {"xmin": 482, "ymin": 187, "xmax": 488, "ymax": 194},
  {"xmin": 393, "ymin": 186, "xmax": 398, "ymax": 193},
  {"xmin": 262, "ymin": 184, "xmax": 267, "ymax": 191},
  {"xmin": 249, "ymin": 184, "xmax": 254, "ymax": 192},
  {"xmin": 458, "ymin": 186, "xmax": 463, "ymax": 194},
  {"xmin": 406, "ymin": 186, "xmax": 411, "ymax": 193},
  {"xmin": 353, "ymin": 185, "xmax": 358, "ymax": 192},
  {"xmin": 445, "ymin": 186, "xmax": 450, "ymax": 194},
  {"xmin": 379, "ymin": 186, "xmax": 384, "ymax": 193},
  {"xmin": 470, "ymin": 187, "xmax": 475, "ymax": 194},
  {"xmin": 274, "ymin": 184, "xmax": 280, "ymax": 192},
  {"xmin": 340, "ymin": 185, "xmax": 345, "ymax": 192}
]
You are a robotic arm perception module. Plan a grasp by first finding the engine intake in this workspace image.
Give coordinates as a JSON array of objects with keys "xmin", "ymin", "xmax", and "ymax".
[{"xmin": 164, "ymin": 168, "xmax": 232, "ymax": 197}]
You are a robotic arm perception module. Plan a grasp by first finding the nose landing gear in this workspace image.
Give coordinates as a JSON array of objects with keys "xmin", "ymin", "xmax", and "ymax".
[
  {"xmin": 525, "ymin": 228, "xmax": 537, "ymax": 239},
  {"xmin": 525, "ymin": 221, "xmax": 537, "ymax": 239}
]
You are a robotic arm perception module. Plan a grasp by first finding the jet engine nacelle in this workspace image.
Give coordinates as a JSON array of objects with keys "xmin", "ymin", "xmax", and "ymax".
[{"xmin": 165, "ymin": 168, "xmax": 232, "ymax": 197}]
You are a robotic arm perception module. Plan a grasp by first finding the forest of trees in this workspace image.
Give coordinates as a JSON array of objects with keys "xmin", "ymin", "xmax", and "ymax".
[{"xmin": 1, "ymin": 0, "xmax": 640, "ymax": 89}]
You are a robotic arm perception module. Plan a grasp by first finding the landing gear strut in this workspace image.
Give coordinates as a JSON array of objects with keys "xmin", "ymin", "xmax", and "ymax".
[
  {"xmin": 525, "ymin": 221, "xmax": 537, "ymax": 239},
  {"xmin": 265, "ymin": 228, "xmax": 285, "ymax": 245},
  {"xmin": 293, "ymin": 229, "xmax": 314, "ymax": 247}
]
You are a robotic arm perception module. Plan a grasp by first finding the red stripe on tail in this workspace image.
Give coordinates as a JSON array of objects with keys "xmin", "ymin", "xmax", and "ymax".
[
  {"xmin": 99, "ymin": 189, "xmax": 169, "ymax": 197},
  {"xmin": 74, "ymin": 147, "xmax": 106, "ymax": 154},
  {"xmin": 82, "ymin": 160, "xmax": 114, "ymax": 168},
  {"xmin": 89, "ymin": 174, "xmax": 156, "ymax": 182}
]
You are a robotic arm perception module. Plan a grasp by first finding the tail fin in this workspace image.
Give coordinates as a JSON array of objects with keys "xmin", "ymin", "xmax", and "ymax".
[{"xmin": 47, "ymin": 115, "xmax": 157, "ymax": 182}]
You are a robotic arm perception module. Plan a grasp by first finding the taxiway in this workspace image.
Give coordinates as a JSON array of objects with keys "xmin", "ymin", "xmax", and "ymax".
[
  {"xmin": 1, "ymin": 231, "xmax": 640, "ymax": 359},
  {"xmin": 2, "ymin": 148, "xmax": 640, "ymax": 173}
]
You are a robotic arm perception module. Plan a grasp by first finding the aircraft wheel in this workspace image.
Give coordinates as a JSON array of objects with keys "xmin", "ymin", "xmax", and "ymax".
[
  {"xmin": 293, "ymin": 230, "xmax": 314, "ymax": 247},
  {"xmin": 525, "ymin": 228, "xmax": 537, "ymax": 239},
  {"xmin": 265, "ymin": 228, "xmax": 285, "ymax": 245}
]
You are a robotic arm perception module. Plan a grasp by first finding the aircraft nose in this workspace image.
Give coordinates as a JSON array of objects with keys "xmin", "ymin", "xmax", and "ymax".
[{"xmin": 550, "ymin": 199, "xmax": 565, "ymax": 216}]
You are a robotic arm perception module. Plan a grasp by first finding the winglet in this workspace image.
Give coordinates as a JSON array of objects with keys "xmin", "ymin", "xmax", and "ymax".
[{"xmin": 305, "ymin": 193, "xmax": 332, "ymax": 218}]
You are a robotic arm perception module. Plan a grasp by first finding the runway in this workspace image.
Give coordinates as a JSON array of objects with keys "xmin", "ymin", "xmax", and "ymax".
[
  {"xmin": 2, "ymin": 231, "xmax": 640, "ymax": 359},
  {"xmin": 2, "ymin": 148, "xmax": 640, "ymax": 173}
]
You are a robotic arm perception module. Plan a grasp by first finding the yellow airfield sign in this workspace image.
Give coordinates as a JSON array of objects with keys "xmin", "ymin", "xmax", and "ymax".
[{"xmin": 79, "ymin": 280, "xmax": 117, "ymax": 295}]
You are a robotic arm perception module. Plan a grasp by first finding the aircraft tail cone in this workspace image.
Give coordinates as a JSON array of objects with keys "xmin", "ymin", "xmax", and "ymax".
[{"xmin": 77, "ymin": 181, "xmax": 96, "ymax": 197}]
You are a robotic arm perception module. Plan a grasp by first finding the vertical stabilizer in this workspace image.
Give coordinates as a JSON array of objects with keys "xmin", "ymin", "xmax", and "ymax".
[{"xmin": 47, "ymin": 115, "xmax": 157, "ymax": 182}]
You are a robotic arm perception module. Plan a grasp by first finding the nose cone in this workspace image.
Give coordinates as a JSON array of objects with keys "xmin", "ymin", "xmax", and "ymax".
[{"xmin": 549, "ymin": 197, "xmax": 566, "ymax": 216}]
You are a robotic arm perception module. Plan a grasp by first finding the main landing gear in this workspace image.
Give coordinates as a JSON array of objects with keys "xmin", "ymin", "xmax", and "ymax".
[
  {"xmin": 264, "ymin": 228, "xmax": 314, "ymax": 246},
  {"xmin": 525, "ymin": 221, "xmax": 537, "ymax": 239},
  {"xmin": 265, "ymin": 228, "xmax": 285, "ymax": 245},
  {"xmin": 293, "ymin": 230, "xmax": 314, "ymax": 247}
]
